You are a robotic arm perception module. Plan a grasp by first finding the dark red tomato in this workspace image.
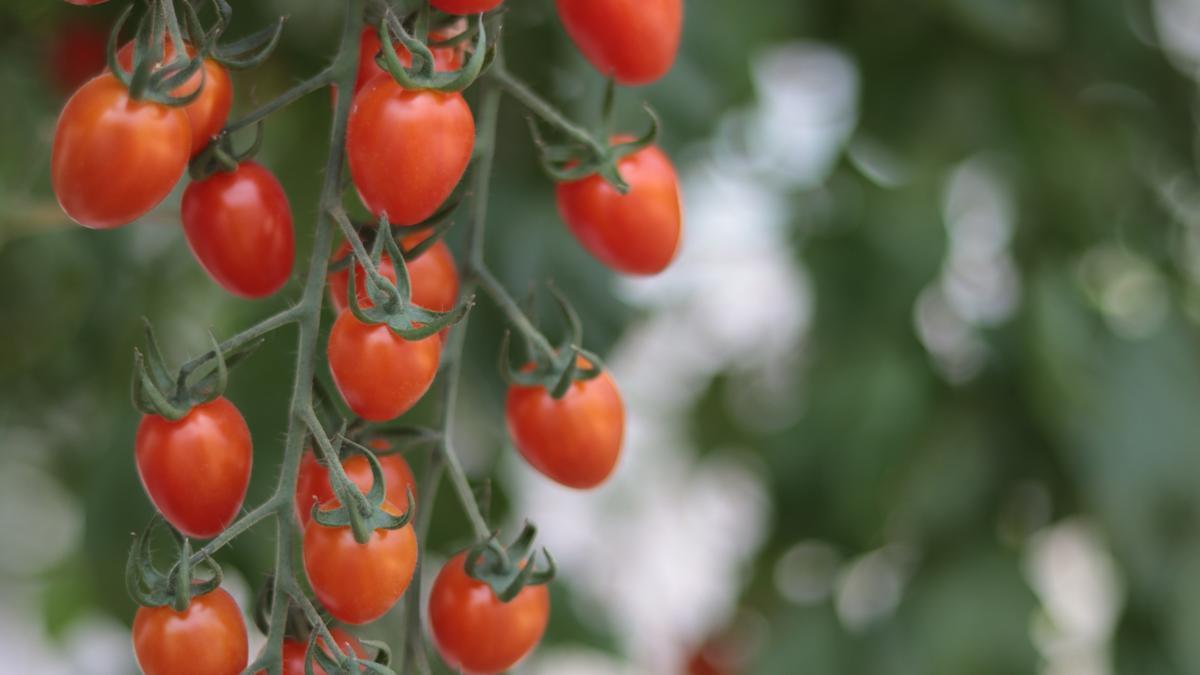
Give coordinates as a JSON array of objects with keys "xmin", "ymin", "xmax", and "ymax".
[
  {"xmin": 135, "ymin": 397, "xmax": 253, "ymax": 539},
  {"xmin": 65, "ymin": 0, "xmax": 109, "ymax": 5},
  {"xmin": 353, "ymin": 26, "xmax": 464, "ymax": 94},
  {"xmin": 347, "ymin": 77, "xmax": 474, "ymax": 226},
  {"xmin": 258, "ymin": 628, "xmax": 365, "ymax": 675},
  {"xmin": 116, "ymin": 42, "xmax": 233, "ymax": 155},
  {"xmin": 303, "ymin": 499, "xmax": 418, "ymax": 624},
  {"xmin": 52, "ymin": 73, "xmax": 190, "ymax": 229},
  {"xmin": 295, "ymin": 448, "xmax": 418, "ymax": 526},
  {"xmin": 429, "ymin": 551, "xmax": 550, "ymax": 674},
  {"xmin": 327, "ymin": 311, "xmax": 442, "ymax": 421},
  {"xmin": 47, "ymin": 21, "xmax": 108, "ymax": 93},
  {"xmin": 555, "ymin": 0, "xmax": 682, "ymax": 85},
  {"xmin": 327, "ymin": 237, "xmax": 459, "ymax": 314},
  {"xmin": 506, "ymin": 357, "xmax": 624, "ymax": 489},
  {"xmin": 432, "ymin": 0, "xmax": 503, "ymax": 14},
  {"xmin": 556, "ymin": 139, "xmax": 682, "ymax": 275},
  {"xmin": 133, "ymin": 588, "xmax": 248, "ymax": 675},
  {"xmin": 181, "ymin": 161, "xmax": 295, "ymax": 299}
]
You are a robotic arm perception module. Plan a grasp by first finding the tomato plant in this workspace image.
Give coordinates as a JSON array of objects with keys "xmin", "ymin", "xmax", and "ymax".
[
  {"xmin": 429, "ymin": 551, "xmax": 551, "ymax": 674},
  {"xmin": 555, "ymin": 0, "xmax": 683, "ymax": 85},
  {"xmin": 295, "ymin": 449, "xmax": 417, "ymax": 526},
  {"xmin": 132, "ymin": 588, "xmax": 248, "ymax": 675},
  {"xmin": 353, "ymin": 26, "xmax": 463, "ymax": 93},
  {"xmin": 260, "ymin": 629, "xmax": 365, "ymax": 675},
  {"xmin": 327, "ymin": 237, "xmax": 459, "ymax": 314},
  {"xmin": 116, "ymin": 42, "xmax": 233, "ymax": 155},
  {"xmin": 135, "ymin": 396, "xmax": 253, "ymax": 539},
  {"xmin": 181, "ymin": 161, "xmax": 295, "ymax": 299},
  {"xmin": 327, "ymin": 310, "xmax": 442, "ymax": 421},
  {"xmin": 51, "ymin": 72, "xmax": 190, "ymax": 229}
]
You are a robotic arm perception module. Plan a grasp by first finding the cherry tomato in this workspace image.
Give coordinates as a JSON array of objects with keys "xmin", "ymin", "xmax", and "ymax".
[
  {"xmin": 295, "ymin": 448, "xmax": 417, "ymax": 526},
  {"xmin": 303, "ymin": 499, "xmax": 418, "ymax": 624},
  {"xmin": 256, "ymin": 628, "xmax": 365, "ymax": 675},
  {"xmin": 432, "ymin": 0, "xmax": 503, "ymax": 14},
  {"xmin": 556, "ymin": 139, "xmax": 682, "ymax": 275},
  {"xmin": 327, "ymin": 311, "xmax": 442, "ymax": 422},
  {"xmin": 353, "ymin": 26, "xmax": 464, "ymax": 94},
  {"xmin": 347, "ymin": 77, "xmax": 474, "ymax": 226},
  {"xmin": 47, "ymin": 21, "xmax": 108, "ymax": 94},
  {"xmin": 117, "ymin": 41, "xmax": 233, "ymax": 155},
  {"xmin": 429, "ymin": 551, "xmax": 550, "ymax": 674},
  {"xmin": 555, "ymin": 0, "xmax": 682, "ymax": 85},
  {"xmin": 181, "ymin": 161, "xmax": 295, "ymax": 299},
  {"xmin": 327, "ymin": 237, "xmax": 459, "ymax": 314},
  {"xmin": 506, "ymin": 357, "xmax": 624, "ymax": 489},
  {"xmin": 135, "ymin": 397, "xmax": 253, "ymax": 539},
  {"xmin": 52, "ymin": 73, "xmax": 190, "ymax": 229},
  {"xmin": 132, "ymin": 588, "xmax": 248, "ymax": 675}
]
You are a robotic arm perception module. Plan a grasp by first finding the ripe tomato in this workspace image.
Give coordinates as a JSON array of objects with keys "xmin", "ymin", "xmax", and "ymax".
[
  {"xmin": 258, "ymin": 628, "xmax": 365, "ymax": 675},
  {"xmin": 132, "ymin": 588, "xmax": 248, "ymax": 675},
  {"xmin": 135, "ymin": 397, "xmax": 253, "ymax": 539},
  {"xmin": 52, "ymin": 73, "xmax": 190, "ymax": 229},
  {"xmin": 303, "ymin": 499, "xmax": 418, "ymax": 624},
  {"xmin": 556, "ymin": 139, "xmax": 682, "ymax": 275},
  {"xmin": 555, "ymin": 0, "xmax": 682, "ymax": 85},
  {"xmin": 295, "ymin": 448, "xmax": 417, "ymax": 526},
  {"xmin": 347, "ymin": 77, "xmax": 474, "ymax": 226},
  {"xmin": 506, "ymin": 357, "xmax": 624, "ymax": 489},
  {"xmin": 117, "ymin": 41, "xmax": 233, "ymax": 155},
  {"xmin": 429, "ymin": 551, "xmax": 550, "ymax": 674},
  {"xmin": 327, "ymin": 311, "xmax": 442, "ymax": 422},
  {"xmin": 353, "ymin": 26, "xmax": 464, "ymax": 94},
  {"xmin": 181, "ymin": 161, "xmax": 295, "ymax": 298},
  {"xmin": 47, "ymin": 21, "xmax": 108, "ymax": 94},
  {"xmin": 327, "ymin": 238, "xmax": 459, "ymax": 314},
  {"xmin": 432, "ymin": 0, "xmax": 503, "ymax": 14}
]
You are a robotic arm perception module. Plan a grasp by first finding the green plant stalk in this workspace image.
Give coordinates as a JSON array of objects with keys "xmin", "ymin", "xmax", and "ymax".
[
  {"xmin": 224, "ymin": 65, "xmax": 337, "ymax": 133},
  {"xmin": 176, "ymin": 304, "xmax": 302, "ymax": 384},
  {"xmin": 488, "ymin": 64, "xmax": 605, "ymax": 155}
]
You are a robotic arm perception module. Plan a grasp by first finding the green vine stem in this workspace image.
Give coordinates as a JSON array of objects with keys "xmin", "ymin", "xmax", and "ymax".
[
  {"xmin": 487, "ymin": 64, "xmax": 605, "ymax": 155},
  {"xmin": 223, "ymin": 65, "xmax": 336, "ymax": 134}
]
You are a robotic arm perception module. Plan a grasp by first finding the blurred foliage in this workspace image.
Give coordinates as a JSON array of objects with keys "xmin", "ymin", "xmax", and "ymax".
[{"xmin": 4, "ymin": 0, "xmax": 1200, "ymax": 673}]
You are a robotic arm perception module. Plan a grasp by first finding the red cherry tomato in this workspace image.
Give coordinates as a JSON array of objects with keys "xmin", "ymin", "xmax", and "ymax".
[
  {"xmin": 256, "ymin": 628, "xmax": 365, "ymax": 675},
  {"xmin": 295, "ymin": 448, "xmax": 418, "ymax": 526},
  {"xmin": 132, "ymin": 588, "xmax": 248, "ymax": 675},
  {"xmin": 429, "ymin": 551, "xmax": 550, "ymax": 674},
  {"xmin": 327, "ymin": 311, "xmax": 442, "ymax": 422},
  {"xmin": 116, "ymin": 42, "xmax": 233, "ymax": 155},
  {"xmin": 47, "ymin": 21, "xmax": 108, "ymax": 93},
  {"xmin": 506, "ymin": 357, "xmax": 624, "ymax": 489},
  {"xmin": 303, "ymin": 499, "xmax": 418, "ymax": 624},
  {"xmin": 51, "ymin": 73, "xmax": 190, "ymax": 229},
  {"xmin": 353, "ymin": 26, "xmax": 464, "ymax": 94},
  {"xmin": 555, "ymin": 0, "xmax": 682, "ymax": 85},
  {"xmin": 181, "ymin": 161, "xmax": 295, "ymax": 299},
  {"xmin": 347, "ymin": 77, "xmax": 474, "ymax": 226},
  {"xmin": 432, "ymin": 0, "xmax": 503, "ymax": 14},
  {"xmin": 556, "ymin": 139, "xmax": 682, "ymax": 275},
  {"xmin": 327, "ymin": 237, "xmax": 459, "ymax": 314},
  {"xmin": 135, "ymin": 397, "xmax": 253, "ymax": 539}
]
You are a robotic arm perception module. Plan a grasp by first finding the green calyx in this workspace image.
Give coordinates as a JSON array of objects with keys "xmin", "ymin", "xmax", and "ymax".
[
  {"xmin": 309, "ymin": 436, "xmax": 415, "ymax": 544},
  {"xmin": 185, "ymin": 0, "xmax": 286, "ymax": 70},
  {"xmin": 499, "ymin": 284, "xmax": 606, "ymax": 399},
  {"xmin": 529, "ymin": 105, "xmax": 660, "ymax": 194},
  {"xmin": 378, "ymin": 11, "xmax": 491, "ymax": 92},
  {"xmin": 465, "ymin": 522, "xmax": 556, "ymax": 602},
  {"xmin": 107, "ymin": 2, "xmax": 206, "ymax": 106},
  {"xmin": 126, "ymin": 515, "xmax": 222, "ymax": 611},
  {"xmin": 188, "ymin": 120, "xmax": 264, "ymax": 180},
  {"xmin": 308, "ymin": 631, "xmax": 396, "ymax": 675}
]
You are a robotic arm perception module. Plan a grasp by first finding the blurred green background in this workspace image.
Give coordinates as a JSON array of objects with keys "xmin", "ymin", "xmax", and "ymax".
[{"xmin": 4, "ymin": 0, "xmax": 1200, "ymax": 673}]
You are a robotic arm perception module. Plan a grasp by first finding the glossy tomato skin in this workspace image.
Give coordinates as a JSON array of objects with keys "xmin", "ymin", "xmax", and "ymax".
[
  {"xmin": 116, "ymin": 42, "xmax": 233, "ymax": 155},
  {"xmin": 555, "ymin": 0, "xmax": 682, "ymax": 85},
  {"xmin": 556, "ymin": 140, "xmax": 682, "ymax": 275},
  {"xmin": 132, "ymin": 588, "xmax": 248, "ymax": 675},
  {"xmin": 347, "ymin": 77, "xmax": 474, "ymax": 226},
  {"xmin": 432, "ymin": 0, "xmax": 503, "ymax": 14},
  {"xmin": 303, "ymin": 500, "xmax": 418, "ymax": 624},
  {"xmin": 429, "ymin": 551, "xmax": 550, "ymax": 674},
  {"xmin": 295, "ymin": 449, "xmax": 418, "ymax": 526},
  {"xmin": 52, "ymin": 73, "xmax": 190, "ymax": 229},
  {"xmin": 506, "ymin": 359, "xmax": 624, "ymax": 489},
  {"xmin": 181, "ymin": 161, "xmax": 295, "ymax": 298},
  {"xmin": 327, "ymin": 238, "xmax": 459, "ymax": 314},
  {"xmin": 262, "ymin": 628, "xmax": 365, "ymax": 675},
  {"xmin": 135, "ymin": 397, "xmax": 253, "ymax": 539},
  {"xmin": 327, "ymin": 311, "xmax": 442, "ymax": 422}
]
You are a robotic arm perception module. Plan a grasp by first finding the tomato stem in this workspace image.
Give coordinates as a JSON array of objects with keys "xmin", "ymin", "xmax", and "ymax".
[
  {"xmin": 222, "ymin": 65, "xmax": 337, "ymax": 134},
  {"xmin": 488, "ymin": 63, "xmax": 606, "ymax": 156}
]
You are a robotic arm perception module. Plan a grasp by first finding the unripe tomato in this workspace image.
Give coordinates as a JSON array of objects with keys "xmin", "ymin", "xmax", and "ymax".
[
  {"xmin": 257, "ymin": 628, "xmax": 365, "ymax": 675},
  {"xmin": 346, "ymin": 77, "xmax": 474, "ymax": 226},
  {"xmin": 135, "ymin": 397, "xmax": 253, "ymax": 539},
  {"xmin": 555, "ymin": 0, "xmax": 682, "ymax": 85},
  {"xmin": 51, "ymin": 73, "xmax": 190, "ymax": 229},
  {"xmin": 354, "ymin": 27, "xmax": 464, "ymax": 94},
  {"xmin": 556, "ymin": 140, "xmax": 682, "ymax": 275},
  {"xmin": 132, "ymin": 588, "xmax": 248, "ymax": 675},
  {"xmin": 302, "ymin": 499, "xmax": 418, "ymax": 624},
  {"xmin": 506, "ymin": 358, "xmax": 624, "ymax": 489},
  {"xmin": 295, "ymin": 448, "xmax": 418, "ymax": 526},
  {"xmin": 117, "ymin": 42, "xmax": 233, "ymax": 155},
  {"xmin": 432, "ymin": 0, "xmax": 503, "ymax": 14},
  {"xmin": 429, "ymin": 551, "xmax": 550, "ymax": 674},
  {"xmin": 181, "ymin": 161, "xmax": 295, "ymax": 299},
  {"xmin": 327, "ymin": 311, "xmax": 442, "ymax": 421},
  {"xmin": 327, "ymin": 238, "xmax": 459, "ymax": 314}
]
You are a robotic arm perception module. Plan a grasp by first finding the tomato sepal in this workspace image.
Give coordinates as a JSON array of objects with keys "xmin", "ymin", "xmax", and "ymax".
[
  {"xmin": 131, "ymin": 319, "xmax": 262, "ymax": 420},
  {"xmin": 188, "ymin": 119, "xmax": 264, "ymax": 180},
  {"xmin": 465, "ymin": 521, "xmax": 556, "ymax": 603},
  {"xmin": 497, "ymin": 284, "xmax": 606, "ymax": 399},
  {"xmin": 107, "ymin": 3, "xmax": 209, "ymax": 107},
  {"xmin": 304, "ymin": 631, "xmax": 397, "ymax": 675},
  {"xmin": 182, "ymin": 0, "xmax": 287, "ymax": 70},
  {"xmin": 307, "ymin": 434, "xmax": 415, "ymax": 544},
  {"xmin": 528, "ymin": 104, "xmax": 660, "ymax": 195},
  {"xmin": 126, "ymin": 514, "xmax": 223, "ymax": 610},
  {"xmin": 377, "ymin": 12, "xmax": 490, "ymax": 92}
]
